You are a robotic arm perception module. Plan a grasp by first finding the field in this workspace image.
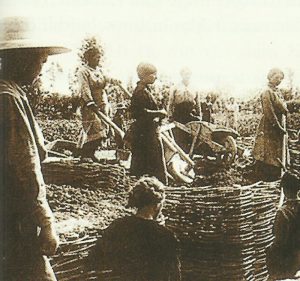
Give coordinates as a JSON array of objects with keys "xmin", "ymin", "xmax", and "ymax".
[
  {"xmin": 37, "ymin": 110, "xmax": 300, "ymax": 281},
  {"xmin": 38, "ymin": 111, "xmax": 300, "ymax": 234}
]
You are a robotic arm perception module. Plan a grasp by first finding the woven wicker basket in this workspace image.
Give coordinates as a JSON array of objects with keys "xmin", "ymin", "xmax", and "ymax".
[
  {"xmin": 163, "ymin": 181, "xmax": 280, "ymax": 281},
  {"xmin": 51, "ymin": 178, "xmax": 280, "ymax": 281}
]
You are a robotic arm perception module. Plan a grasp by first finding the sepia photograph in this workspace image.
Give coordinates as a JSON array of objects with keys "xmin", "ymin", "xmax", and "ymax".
[{"xmin": 0, "ymin": 0, "xmax": 300, "ymax": 280}]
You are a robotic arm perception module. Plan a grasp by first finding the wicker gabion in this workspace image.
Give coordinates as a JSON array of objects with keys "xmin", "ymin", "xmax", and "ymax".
[
  {"xmin": 51, "ymin": 182, "xmax": 280, "ymax": 281},
  {"xmin": 164, "ymin": 182, "xmax": 280, "ymax": 281},
  {"xmin": 47, "ymin": 160, "xmax": 134, "ymax": 281},
  {"xmin": 251, "ymin": 182, "xmax": 279, "ymax": 281},
  {"xmin": 42, "ymin": 158, "xmax": 130, "ymax": 191},
  {"xmin": 46, "ymin": 149, "xmax": 300, "ymax": 281},
  {"xmin": 289, "ymin": 141, "xmax": 300, "ymax": 173},
  {"xmin": 51, "ymin": 235, "xmax": 98, "ymax": 281}
]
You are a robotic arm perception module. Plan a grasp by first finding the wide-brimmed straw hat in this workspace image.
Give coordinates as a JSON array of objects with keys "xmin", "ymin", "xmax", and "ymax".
[{"xmin": 0, "ymin": 17, "xmax": 70, "ymax": 55}]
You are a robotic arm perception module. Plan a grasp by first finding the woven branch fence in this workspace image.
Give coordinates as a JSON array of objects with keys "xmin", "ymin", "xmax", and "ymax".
[{"xmin": 46, "ymin": 160, "xmax": 280, "ymax": 281}]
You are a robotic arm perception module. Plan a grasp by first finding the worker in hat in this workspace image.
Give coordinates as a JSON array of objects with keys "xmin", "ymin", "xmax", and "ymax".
[
  {"xmin": 129, "ymin": 62, "xmax": 168, "ymax": 184},
  {"xmin": 0, "ymin": 17, "xmax": 70, "ymax": 281},
  {"xmin": 267, "ymin": 171, "xmax": 300, "ymax": 280}
]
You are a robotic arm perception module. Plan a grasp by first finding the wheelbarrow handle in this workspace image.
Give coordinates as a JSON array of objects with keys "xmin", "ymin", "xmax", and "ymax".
[
  {"xmin": 94, "ymin": 109, "xmax": 125, "ymax": 139},
  {"xmin": 160, "ymin": 131, "xmax": 195, "ymax": 167}
]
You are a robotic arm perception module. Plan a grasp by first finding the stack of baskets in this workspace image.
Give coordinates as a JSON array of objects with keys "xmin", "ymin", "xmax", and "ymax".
[{"xmin": 164, "ymin": 181, "xmax": 280, "ymax": 281}]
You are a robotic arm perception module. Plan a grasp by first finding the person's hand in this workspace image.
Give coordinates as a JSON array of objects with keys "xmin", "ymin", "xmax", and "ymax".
[
  {"xmin": 190, "ymin": 113, "xmax": 201, "ymax": 121},
  {"xmin": 88, "ymin": 103, "xmax": 99, "ymax": 114},
  {"xmin": 39, "ymin": 224, "xmax": 59, "ymax": 256}
]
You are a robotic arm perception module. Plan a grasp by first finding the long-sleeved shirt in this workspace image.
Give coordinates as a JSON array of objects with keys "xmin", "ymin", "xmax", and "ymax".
[
  {"xmin": 0, "ymin": 80, "xmax": 54, "ymax": 229},
  {"xmin": 76, "ymin": 65, "xmax": 110, "ymax": 146},
  {"xmin": 89, "ymin": 215, "xmax": 181, "ymax": 281},
  {"xmin": 253, "ymin": 85, "xmax": 288, "ymax": 167},
  {"xmin": 268, "ymin": 200, "xmax": 300, "ymax": 279}
]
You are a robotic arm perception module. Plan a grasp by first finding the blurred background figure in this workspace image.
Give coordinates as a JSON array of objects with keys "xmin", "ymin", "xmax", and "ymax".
[
  {"xmin": 225, "ymin": 97, "xmax": 239, "ymax": 130},
  {"xmin": 167, "ymin": 67, "xmax": 201, "ymax": 153},
  {"xmin": 167, "ymin": 67, "xmax": 201, "ymax": 124},
  {"xmin": 88, "ymin": 176, "xmax": 181, "ymax": 281},
  {"xmin": 0, "ymin": 17, "xmax": 70, "ymax": 281},
  {"xmin": 201, "ymin": 94, "xmax": 214, "ymax": 123}
]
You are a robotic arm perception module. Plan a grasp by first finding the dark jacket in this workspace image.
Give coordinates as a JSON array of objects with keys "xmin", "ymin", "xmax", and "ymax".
[
  {"xmin": 0, "ymin": 80, "xmax": 56, "ymax": 281},
  {"xmin": 89, "ymin": 215, "xmax": 181, "ymax": 281},
  {"xmin": 267, "ymin": 201, "xmax": 300, "ymax": 279}
]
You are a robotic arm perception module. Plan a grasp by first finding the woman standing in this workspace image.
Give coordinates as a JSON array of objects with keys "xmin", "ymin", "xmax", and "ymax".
[
  {"xmin": 253, "ymin": 68, "xmax": 288, "ymax": 180},
  {"xmin": 0, "ymin": 17, "xmax": 70, "ymax": 281},
  {"xmin": 77, "ymin": 38, "xmax": 112, "ymax": 161},
  {"xmin": 130, "ymin": 62, "xmax": 168, "ymax": 184}
]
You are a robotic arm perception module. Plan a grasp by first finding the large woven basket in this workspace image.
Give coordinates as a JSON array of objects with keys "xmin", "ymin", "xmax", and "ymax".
[
  {"xmin": 164, "ymin": 181, "xmax": 280, "ymax": 281},
  {"xmin": 51, "ymin": 179, "xmax": 280, "ymax": 281}
]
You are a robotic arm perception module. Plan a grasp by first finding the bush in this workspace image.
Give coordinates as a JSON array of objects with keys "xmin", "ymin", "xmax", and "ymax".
[{"xmin": 37, "ymin": 118, "xmax": 82, "ymax": 143}]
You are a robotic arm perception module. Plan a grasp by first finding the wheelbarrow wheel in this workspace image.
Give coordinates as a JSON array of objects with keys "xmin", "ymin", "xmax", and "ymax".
[{"xmin": 216, "ymin": 136, "xmax": 237, "ymax": 166}]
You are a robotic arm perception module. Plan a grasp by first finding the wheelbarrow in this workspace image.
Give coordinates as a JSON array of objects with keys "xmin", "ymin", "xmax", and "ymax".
[
  {"xmin": 44, "ymin": 125, "xmax": 195, "ymax": 184},
  {"xmin": 173, "ymin": 121, "xmax": 243, "ymax": 166},
  {"xmin": 45, "ymin": 139, "xmax": 78, "ymax": 158}
]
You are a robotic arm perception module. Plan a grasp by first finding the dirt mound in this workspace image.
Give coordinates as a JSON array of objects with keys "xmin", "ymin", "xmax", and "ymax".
[{"xmin": 47, "ymin": 183, "xmax": 131, "ymax": 241}]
